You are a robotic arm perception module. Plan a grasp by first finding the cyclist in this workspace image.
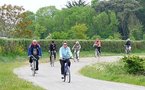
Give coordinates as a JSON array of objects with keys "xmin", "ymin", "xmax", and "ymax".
[
  {"xmin": 49, "ymin": 41, "xmax": 57, "ymax": 61},
  {"xmin": 93, "ymin": 38, "xmax": 101, "ymax": 54},
  {"xmin": 72, "ymin": 41, "xmax": 81, "ymax": 61},
  {"xmin": 59, "ymin": 42, "xmax": 73, "ymax": 79},
  {"xmin": 125, "ymin": 38, "xmax": 131, "ymax": 54},
  {"xmin": 28, "ymin": 40, "xmax": 42, "ymax": 71}
]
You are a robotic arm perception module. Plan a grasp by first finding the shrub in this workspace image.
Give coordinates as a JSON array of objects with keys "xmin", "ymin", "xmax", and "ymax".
[
  {"xmin": 1, "ymin": 38, "xmax": 145, "ymax": 55},
  {"xmin": 122, "ymin": 56, "xmax": 145, "ymax": 75}
]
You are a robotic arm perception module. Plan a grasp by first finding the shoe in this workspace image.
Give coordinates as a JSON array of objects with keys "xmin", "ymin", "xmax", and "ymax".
[
  {"xmin": 61, "ymin": 74, "xmax": 64, "ymax": 79},
  {"xmin": 61, "ymin": 76, "xmax": 64, "ymax": 79}
]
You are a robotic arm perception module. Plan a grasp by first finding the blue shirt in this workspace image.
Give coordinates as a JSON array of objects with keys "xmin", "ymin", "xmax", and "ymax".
[{"xmin": 59, "ymin": 46, "xmax": 73, "ymax": 60}]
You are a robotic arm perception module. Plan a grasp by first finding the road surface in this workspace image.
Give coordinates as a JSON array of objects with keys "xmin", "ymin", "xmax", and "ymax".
[{"xmin": 14, "ymin": 56, "xmax": 145, "ymax": 90}]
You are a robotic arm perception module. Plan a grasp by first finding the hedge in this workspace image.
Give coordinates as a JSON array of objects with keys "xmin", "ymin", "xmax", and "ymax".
[{"xmin": 0, "ymin": 38, "xmax": 145, "ymax": 55}]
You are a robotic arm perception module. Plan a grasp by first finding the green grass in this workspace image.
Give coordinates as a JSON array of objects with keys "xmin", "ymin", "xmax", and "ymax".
[
  {"xmin": 80, "ymin": 61, "xmax": 145, "ymax": 86},
  {"xmin": 0, "ymin": 56, "xmax": 43, "ymax": 90}
]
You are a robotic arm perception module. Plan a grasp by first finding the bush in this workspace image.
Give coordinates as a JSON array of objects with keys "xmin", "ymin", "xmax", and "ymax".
[
  {"xmin": 1, "ymin": 38, "xmax": 145, "ymax": 55},
  {"xmin": 122, "ymin": 56, "xmax": 145, "ymax": 75}
]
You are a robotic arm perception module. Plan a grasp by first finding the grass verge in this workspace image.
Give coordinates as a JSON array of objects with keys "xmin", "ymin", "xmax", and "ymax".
[
  {"xmin": 80, "ymin": 61, "xmax": 145, "ymax": 86},
  {"xmin": 0, "ymin": 56, "xmax": 43, "ymax": 90}
]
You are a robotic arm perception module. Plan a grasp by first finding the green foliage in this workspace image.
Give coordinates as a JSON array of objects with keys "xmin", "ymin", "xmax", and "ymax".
[
  {"xmin": 91, "ymin": 35, "xmax": 101, "ymax": 40},
  {"xmin": 51, "ymin": 32, "xmax": 68, "ymax": 39},
  {"xmin": 0, "ymin": 59, "xmax": 43, "ymax": 90},
  {"xmin": 80, "ymin": 61, "xmax": 145, "ymax": 86},
  {"xmin": 122, "ymin": 56, "xmax": 145, "ymax": 75},
  {"xmin": 2, "ymin": 38, "xmax": 145, "ymax": 55},
  {"xmin": 68, "ymin": 23, "xmax": 88, "ymax": 39},
  {"xmin": 93, "ymin": 11, "xmax": 118, "ymax": 39}
]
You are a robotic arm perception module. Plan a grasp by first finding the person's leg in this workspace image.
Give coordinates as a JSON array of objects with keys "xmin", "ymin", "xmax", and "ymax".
[
  {"xmin": 98, "ymin": 47, "xmax": 101, "ymax": 54},
  {"xmin": 35, "ymin": 56, "xmax": 39, "ymax": 70},
  {"xmin": 29, "ymin": 57, "xmax": 33, "ymax": 67},
  {"xmin": 77, "ymin": 50, "xmax": 80, "ymax": 60},
  {"xmin": 67, "ymin": 59, "xmax": 71, "ymax": 67},
  {"xmin": 36, "ymin": 60, "xmax": 39, "ymax": 70},
  {"xmin": 60, "ymin": 60, "xmax": 65, "ymax": 75},
  {"xmin": 50, "ymin": 51, "xmax": 52, "ymax": 62},
  {"xmin": 54, "ymin": 51, "xmax": 56, "ymax": 60}
]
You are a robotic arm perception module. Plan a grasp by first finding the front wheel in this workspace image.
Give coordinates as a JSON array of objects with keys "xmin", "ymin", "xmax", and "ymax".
[
  {"xmin": 64, "ymin": 67, "xmax": 71, "ymax": 83},
  {"xmin": 32, "ymin": 61, "xmax": 36, "ymax": 76}
]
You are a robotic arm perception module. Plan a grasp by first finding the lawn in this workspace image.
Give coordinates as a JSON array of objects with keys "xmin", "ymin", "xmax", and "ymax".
[
  {"xmin": 80, "ymin": 61, "xmax": 145, "ymax": 86},
  {"xmin": 0, "ymin": 56, "xmax": 43, "ymax": 90}
]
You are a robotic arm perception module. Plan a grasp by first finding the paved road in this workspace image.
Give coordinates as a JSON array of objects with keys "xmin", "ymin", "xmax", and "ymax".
[{"xmin": 14, "ymin": 56, "xmax": 145, "ymax": 90}]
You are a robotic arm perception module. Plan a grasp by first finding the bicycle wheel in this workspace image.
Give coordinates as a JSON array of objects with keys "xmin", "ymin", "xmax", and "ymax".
[
  {"xmin": 32, "ymin": 61, "xmax": 36, "ymax": 76},
  {"xmin": 50, "ymin": 55, "xmax": 54, "ymax": 67},
  {"xmin": 64, "ymin": 67, "xmax": 71, "ymax": 83}
]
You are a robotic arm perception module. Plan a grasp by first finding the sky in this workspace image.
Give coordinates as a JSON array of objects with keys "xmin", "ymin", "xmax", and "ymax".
[{"xmin": 0, "ymin": 0, "xmax": 92, "ymax": 13}]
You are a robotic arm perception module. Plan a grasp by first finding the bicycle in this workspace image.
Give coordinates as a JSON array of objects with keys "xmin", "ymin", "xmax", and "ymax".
[
  {"xmin": 74, "ymin": 50, "xmax": 79, "ymax": 62},
  {"xmin": 50, "ymin": 51, "xmax": 56, "ymax": 67},
  {"xmin": 63, "ymin": 59, "xmax": 71, "ymax": 83},
  {"xmin": 30, "ymin": 55, "xmax": 38, "ymax": 76}
]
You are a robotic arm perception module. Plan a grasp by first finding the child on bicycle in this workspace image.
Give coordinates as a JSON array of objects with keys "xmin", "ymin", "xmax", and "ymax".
[
  {"xmin": 72, "ymin": 41, "xmax": 81, "ymax": 61},
  {"xmin": 59, "ymin": 41, "xmax": 73, "ymax": 79}
]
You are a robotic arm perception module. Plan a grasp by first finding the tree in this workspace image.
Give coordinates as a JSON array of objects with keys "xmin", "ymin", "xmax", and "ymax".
[
  {"xmin": 14, "ymin": 11, "xmax": 34, "ymax": 38},
  {"xmin": 0, "ymin": 4, "xmax": 25, "ymax": 37},
  {"xmin": 92, "ymin": 0, "xmax": 141, "ymax": 39},
  {"xmin": 66, "ymin": 0, "xmax": 88, "ymax": 8},
  {"xmin": 93, "ymin": 11, "xmax": 119, "ymax": 39},
  {"xmin": 68, "ymin": 23, "xmax": 88, "ymax": 39}
]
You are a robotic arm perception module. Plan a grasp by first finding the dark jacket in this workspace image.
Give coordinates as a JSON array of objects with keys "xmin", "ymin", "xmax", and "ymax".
[
  {"xmin": 125, "ymin": 41, "xmax": 131, "ymax": 46},
  {"xmin": 28, "ymin": 44, "xmax": 42, "ymax": 56},
  {"xmin": 49, "ymin": 43, "xmax": 56, "ymax": 51}
]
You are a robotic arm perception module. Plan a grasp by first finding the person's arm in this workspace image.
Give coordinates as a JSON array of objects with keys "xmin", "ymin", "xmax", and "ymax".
[
  {"xmin": 38, "ymin": 45, "xmax": 42, "ymax": 56},
  {"xmin": 59, "ymin": 47, "xmax": 62, "ymax": 59},
  {"xmin": 49, "ymin": 44, "xmax": 51, "ymax": 51},
  {"xmin": 28, "ymin": 45, "xmax": 32, "ymax": 56},
  {"xmin": 79, "ymin": 44, "xmax": 81, "ymax": 50},
  {"xmin": 72, "ymin": 45, "xmax": 75, "ymax": 50}
]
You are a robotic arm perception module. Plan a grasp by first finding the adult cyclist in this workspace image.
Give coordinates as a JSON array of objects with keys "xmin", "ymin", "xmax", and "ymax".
[
  {"xmin": 93, "ymin": 38, "xmax": 101, "ymax": 54},
  {"xmin": 49, "ymin": 41, "xmax": 57, "ymax": 61},
  {"xmin": 59, "ymin": 42, "xmax": 73, "ymax": 79},
  {"xmin": 28, "ymin": 40, "xmax": 42, "ymax": 71},
  {"xmin": 125, "ymin": 38, "xmax": 131, "ymax": 54},
  {"xmin": 72, "ymin": 41, "xmax": 81, "ymax": 61}
]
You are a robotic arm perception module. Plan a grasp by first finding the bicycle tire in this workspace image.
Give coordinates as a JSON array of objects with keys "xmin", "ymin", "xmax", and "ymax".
[
  {"xmin": 64, "ymin": 67, "xmax": 71, "ymax": 83},
  {"xmin": 50, "ymin": 55, "xmax": 54, "ymax": 67},
  {"xmin": 32, "ymin": 61, "xmax": 36, "ymax": 76}
]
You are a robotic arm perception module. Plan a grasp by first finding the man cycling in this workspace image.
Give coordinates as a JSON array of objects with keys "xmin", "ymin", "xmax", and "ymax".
[
  {"xmin": 72, "ymin": 41, "xmax": 81, "ymax": 61},
  {"xmin": 28, "ymin": 40, "xmax": 42, "ymax": 71},
  {"xmin": 49, "ymin": 41, "xmax": 57, "ymax": 61},
  {"xmin": 59, "ymin": 42, "xmax": 73, "ymax": 79}
]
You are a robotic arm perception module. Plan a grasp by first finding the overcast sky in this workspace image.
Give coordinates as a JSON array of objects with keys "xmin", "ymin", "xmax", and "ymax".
[{"xmin": 0, "ymin": 0, "xmax": 92, "ymax": 13}]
